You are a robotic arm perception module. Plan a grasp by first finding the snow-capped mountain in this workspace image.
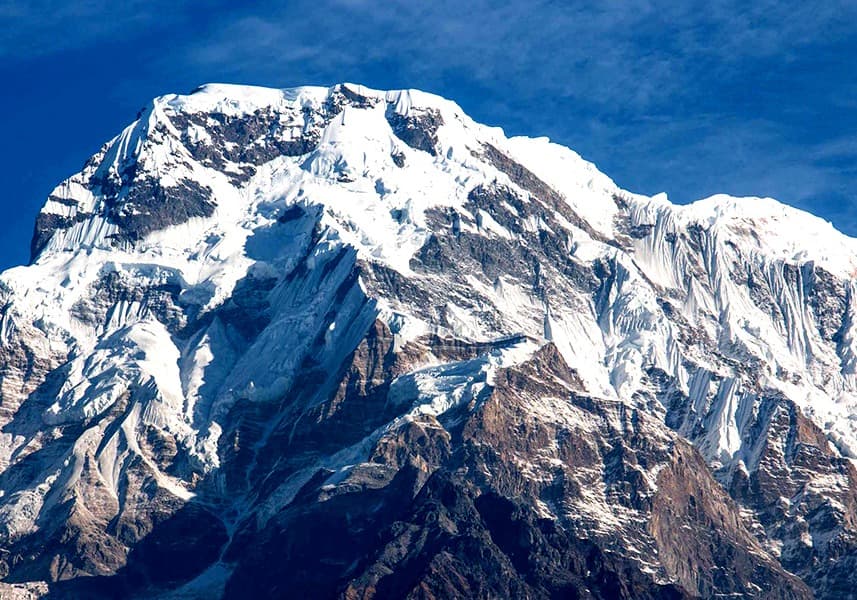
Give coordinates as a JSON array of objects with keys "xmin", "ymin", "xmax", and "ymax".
[{"xmin": 0, "ymin": 82, "xmax": 855, "ymax": 598}]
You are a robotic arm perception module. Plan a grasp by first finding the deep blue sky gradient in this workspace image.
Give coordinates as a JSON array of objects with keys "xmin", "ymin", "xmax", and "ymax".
[{"xmin": 2, "ymin": 1, "xmax": 856, "ymax": 269}]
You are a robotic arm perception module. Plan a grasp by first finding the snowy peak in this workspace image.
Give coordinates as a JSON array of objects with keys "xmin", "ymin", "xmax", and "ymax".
[{"xmin": 30, "ymin": 82, "xmax": 486, "ymax": 261}]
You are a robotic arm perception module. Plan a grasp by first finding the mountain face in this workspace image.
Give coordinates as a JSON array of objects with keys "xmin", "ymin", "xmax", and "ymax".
[{"xmin": 0, "ymin": 83, "xmax": 855, "ymax": 598}]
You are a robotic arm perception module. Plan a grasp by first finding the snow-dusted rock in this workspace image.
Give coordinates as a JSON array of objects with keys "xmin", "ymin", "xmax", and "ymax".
[{"xmin": 0, "ymin": 82, "xmax": 854, "ymax": 598}]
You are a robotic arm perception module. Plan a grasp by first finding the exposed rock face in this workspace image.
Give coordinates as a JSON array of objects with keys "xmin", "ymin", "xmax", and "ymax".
[
  {"xmin": 214, "ymin": 347, "xmax": 808, "ymax": 600},
  {"xmin": 1, "ymin": 82, "xmax": 857, "ymax": 598},
  {"xmin": 386, "ymin": 106, "xmax": 444, "ymax": 156}
]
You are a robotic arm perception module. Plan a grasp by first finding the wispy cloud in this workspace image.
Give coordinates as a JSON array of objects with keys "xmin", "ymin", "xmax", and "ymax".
[
  {"xmin": 171, "ymin": 1, "xmax": 857, "ymax": 110},
  {"xmin": 0, "ymin": 0, "xmax": 195, "ymax": 58}
]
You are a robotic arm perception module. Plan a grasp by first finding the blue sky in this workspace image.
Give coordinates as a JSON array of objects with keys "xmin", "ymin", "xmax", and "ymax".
[{"xmin": 2, "ymin": 1, "xmax": 856, "ymax": 269}]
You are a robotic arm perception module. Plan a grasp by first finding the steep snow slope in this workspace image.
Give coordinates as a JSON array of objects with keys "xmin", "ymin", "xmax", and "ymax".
[{"xmin": 0, "ymin": 82, "xmax": 854, "ymax": 598}]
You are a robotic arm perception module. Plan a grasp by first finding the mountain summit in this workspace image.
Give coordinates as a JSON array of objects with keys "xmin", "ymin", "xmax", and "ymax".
[{"xmin": 0, "ymin": 82, "xmax": 855, "ymax": 598}]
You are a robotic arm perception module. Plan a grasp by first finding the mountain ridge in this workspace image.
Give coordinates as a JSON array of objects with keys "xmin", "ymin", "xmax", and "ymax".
[{"xmin": 0, "ymin": 81, "xmax": 855, "ymax": 598}]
